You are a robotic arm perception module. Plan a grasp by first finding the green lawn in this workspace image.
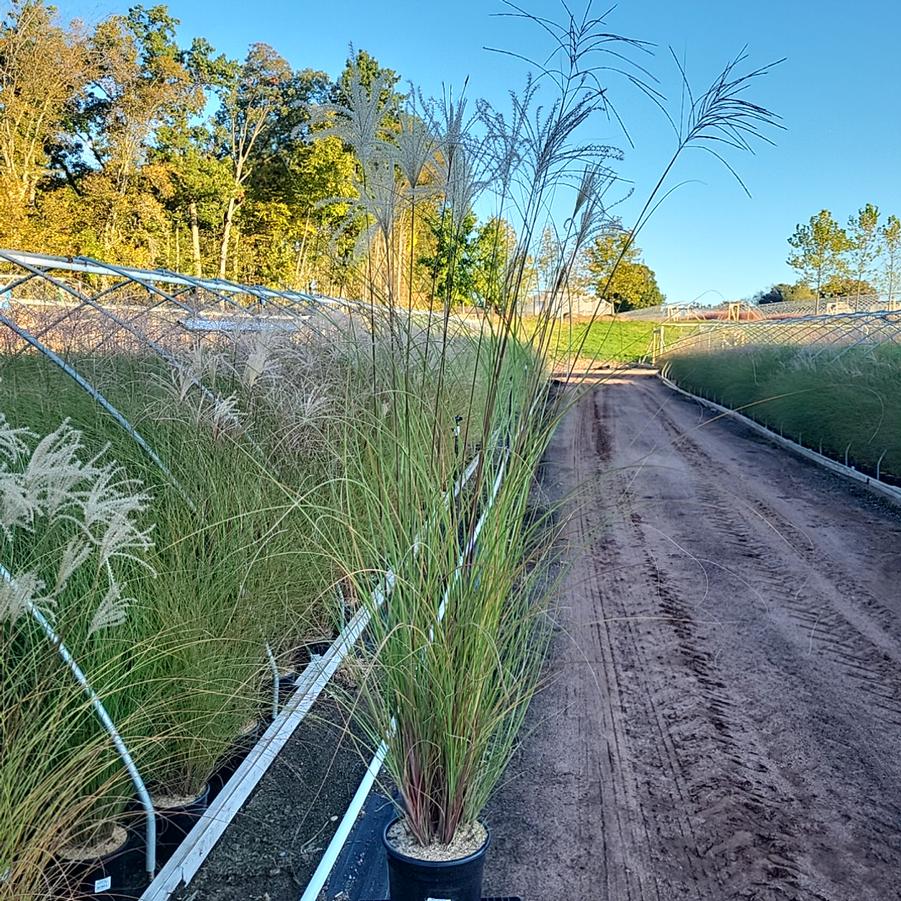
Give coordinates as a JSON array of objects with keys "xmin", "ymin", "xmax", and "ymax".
[{"xmin": 517, "ymin": 318, "xmax": 676, "ymax": 365}]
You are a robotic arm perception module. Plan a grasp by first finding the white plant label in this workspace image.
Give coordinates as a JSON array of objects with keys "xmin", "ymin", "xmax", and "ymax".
[
  {"xmin": 94, "ymin": 876, "xmax": 112, "ymax": 892},
  {"xmin": 426, "ymin": 897, "xmax": 451, "ymax": 901}
]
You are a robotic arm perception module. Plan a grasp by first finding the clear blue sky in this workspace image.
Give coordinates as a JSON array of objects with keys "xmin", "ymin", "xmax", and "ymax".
[{"xmin": 63, "ymin": 0, "xmax": 901, "ymax": 302}]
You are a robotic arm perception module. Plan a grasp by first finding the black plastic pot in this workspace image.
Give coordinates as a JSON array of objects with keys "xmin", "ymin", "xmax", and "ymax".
[
  {"xmin": 209, "ymin": 722, "xmax": 263, "ymax": 800},
  {"xmin": 153, "ymin": 784, "xmax": 210, "ymax": 867},
  {"xmin": 383, "ymin": 819, "xmax": 490, "ymax": 901},
  {"xmin": 53, "ymin": 825, "xmax": 146, "ymax": 900},
  {"xmin": 278, "ymin": 672, "xmax": 300, "ymax": 702}
]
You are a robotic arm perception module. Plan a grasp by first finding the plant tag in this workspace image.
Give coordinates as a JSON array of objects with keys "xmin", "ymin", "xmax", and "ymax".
[
  {"xmin": 426, "ymin": 897, "xmax": 451, "ymax": 901},
  {"xmin": 94, "ymin": 876, "xmax": 112, "ymax": 892}
]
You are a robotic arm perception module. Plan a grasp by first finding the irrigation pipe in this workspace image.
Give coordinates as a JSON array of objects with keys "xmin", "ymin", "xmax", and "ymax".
[
  {"xmin": 0, "ymin": 562, "xmax": 157, "ymax": 879},
  {"xmin": 138, "ymin": 441, "xmax": 488, "ymax": 901},
  {"xmin": 658, "ymin": 371, "xmax": 901, "ymax": 506}
]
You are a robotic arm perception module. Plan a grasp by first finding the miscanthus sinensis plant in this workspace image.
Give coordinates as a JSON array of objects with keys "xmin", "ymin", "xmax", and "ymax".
[
  {"xmin": 0, "ymin": 414, "xmax": 153, "ymax": 633},
  {"xmin": 315, "ymin": 0, "xmax": 780, "ymax": 851},
  {"xmin": 0, "ymin": 415, "xmax": 153, "ymax": 898}
]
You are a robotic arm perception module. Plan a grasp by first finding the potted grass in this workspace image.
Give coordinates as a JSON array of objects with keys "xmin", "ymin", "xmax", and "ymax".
[
  {"xmin": 116, "ymin": 354, "xmax": 326, "ymax": 854},
  {"xmin": 325, "ymin": 317, "xmax": 555, "ymax": 901},
  {"xmin": 316, "ymin": 13, "xmax": 784, "ymax": 892},
  {"xmin": 126, "ymin": 591, "xmax": 266, "ymax": 862},
  {"xmin": 0, "ymin": 416, "xmax": 156, "ymax": 898}
]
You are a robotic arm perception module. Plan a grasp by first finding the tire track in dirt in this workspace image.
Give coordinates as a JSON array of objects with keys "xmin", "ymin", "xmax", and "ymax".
[
  {"xmin": 647, "ymin": 389, "xmax": 901, "ymax": 732},
  {"xmin": 485, "ymin": 371, "xmax": 901, "ymax": 901},
  {"xmin": 605, "ymin": 386, "xmax": 809, "ymax": 900}
]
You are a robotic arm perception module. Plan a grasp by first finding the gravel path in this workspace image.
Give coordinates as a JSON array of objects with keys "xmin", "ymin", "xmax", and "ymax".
[{"xmin": 484, "ymin": 370, "xmax": 901, "ymax": 901}]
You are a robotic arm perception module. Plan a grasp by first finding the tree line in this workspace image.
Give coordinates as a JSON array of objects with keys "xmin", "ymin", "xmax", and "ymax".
[
  {"xmin": 757, "ymin": 205, "xmax": 900, "ymax": 305},
  {"xmin": 0, "ymin": 0, "xmax": 662, "ymax": 310}
]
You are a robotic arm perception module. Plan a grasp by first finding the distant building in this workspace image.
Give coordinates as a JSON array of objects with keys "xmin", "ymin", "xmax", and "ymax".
[{"xmin": 522, "ymin": 291, "xmax": 613, "ymax": 318}]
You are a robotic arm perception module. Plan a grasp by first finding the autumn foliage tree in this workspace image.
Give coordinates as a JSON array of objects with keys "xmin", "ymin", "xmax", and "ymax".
[
  {"xmin": 0, "ymin": 1, "xmax": 409, "ymax": 291},
  {"xmin": 0, "ymin": 0, "xmax": 91, "ymax": 245}
]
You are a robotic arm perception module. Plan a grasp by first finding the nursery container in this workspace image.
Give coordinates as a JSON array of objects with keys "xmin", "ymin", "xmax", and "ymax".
[
  {"xmin": 153, "ymin": 784, "xmax": 210, "ymax": 866},
  {"xmin": 383, "ymin": 819, "xmax": 490, "ymax": 901},
  {"xmin": 278, "ymin": 671, "xmax": 300, "ymax": 703},
  {"xmin": 54, "ymin": 824, "xmax": 145, "ymax": 900},
  {"xmin": 209, "ymin": 720, "xmax": 263, "ymax": 800}
]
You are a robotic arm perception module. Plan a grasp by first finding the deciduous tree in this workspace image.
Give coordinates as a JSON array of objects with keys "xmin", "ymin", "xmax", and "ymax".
[
  {"xmin": 213, "ymin": 43, "xmax": 294, "ymax": 278},
  {"xmin": 787, "ymin": 209, "xmax": 851, "ymax": 310},
  {"xmin": 847, "ymin": 203, "xmax": 881, "ymax": 302},
  {"xmin": 586, "ymin": 231, "xmax": 664, "ymax": 312},
  {"xmin": 881, "ymin": 214, "xmax": 901, "ymax": 305},
  {"xmin": 0, "ymin": 0, "xmax": 90, "ymax": 241}
]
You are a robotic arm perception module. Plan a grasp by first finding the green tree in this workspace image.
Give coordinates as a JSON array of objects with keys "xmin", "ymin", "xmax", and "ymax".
[
  {"xmin": 821, "ymin": 274, "xmax": 877, "ymax": 298},
  {"xmin": 419, "ymin": 209, "xmax": 478, "ymax": 308},
  {"xmin": 586, "ymin": 231, "xmax": 665, "ymax": 312},
  {"xmin": 470, "ymin": 217, "xmax": 517, "ymax": 312},
  {"xmin": 753, "ymin": 282, "xmax": 816, "ymax": 304},
  {"xmin": 787, "ymin": 210, "xmax": 852, "ymax": 310},
  {"xmin": 881, "ymin": 214, "xmax": 901, "ymax": 305},
  {"xmin": 847, "ymin": 203, "xmax": 881, "ymax": 301},
  {"xmin": 49, "ymin": 4, "xmax": 205, "ymax": 260},
  {"xmin": 334, "ymin": 47, "xmax": 401, "ymax": 120}
]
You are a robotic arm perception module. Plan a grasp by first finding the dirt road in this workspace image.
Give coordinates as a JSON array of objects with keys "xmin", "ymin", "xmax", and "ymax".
[{"xmin": 484, "ymin": 371, "xmax": 901, "ymax": 901}]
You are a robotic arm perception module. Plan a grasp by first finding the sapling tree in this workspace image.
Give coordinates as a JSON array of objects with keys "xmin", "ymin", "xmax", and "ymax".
[
  {"xmin": 881, "ymin": 214, "xmax": 901, "ymax": 306},
  {"xmin": 787, "ymin": 209, "xmax": 852, "ymax": 311},
  {"xmin": 846, "ymin": 203, "xmax": 881, "ymax": 302}
]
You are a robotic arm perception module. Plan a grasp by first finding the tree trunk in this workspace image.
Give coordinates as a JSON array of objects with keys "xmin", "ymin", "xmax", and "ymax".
[
  {"xmin": 219, "ymin": 196, "xmax": 238, "ymax": 280},
  {"xmin": 190, "ymin": 202, "xmax": 202, "ymax": 277}
]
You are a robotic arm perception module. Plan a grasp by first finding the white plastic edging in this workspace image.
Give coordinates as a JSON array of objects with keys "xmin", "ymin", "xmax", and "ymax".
[{"xmin": 659, "ymin": 373, "xmax": 901, "ymax": 506}]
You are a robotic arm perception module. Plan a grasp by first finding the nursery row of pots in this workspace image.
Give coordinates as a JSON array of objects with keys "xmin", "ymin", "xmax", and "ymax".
[{"xmin": 55, "ymin": 667, "xmax": 318, "ymax": 900}]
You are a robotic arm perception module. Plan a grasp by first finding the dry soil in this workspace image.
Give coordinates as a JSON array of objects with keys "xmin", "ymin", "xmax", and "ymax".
[{"xmin": 484, "ymin": 370, "xmax": 901, "ymax": 901}]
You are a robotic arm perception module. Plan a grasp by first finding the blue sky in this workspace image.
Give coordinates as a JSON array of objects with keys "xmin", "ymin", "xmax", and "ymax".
[{"xmin": 63, "ymin": 0, "xmax": 901, "ymax": 302}]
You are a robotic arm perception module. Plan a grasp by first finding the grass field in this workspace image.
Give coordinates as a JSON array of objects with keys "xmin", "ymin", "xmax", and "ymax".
[
  {"xmin": 522, "ymin": 318, "xmax": 692, "ymax": 366},
  {"xmin": 513, "ymin": 318, "xmax": 658, "ymax": 365},
  {"xmin": 664, "ymin": 344, "xmax": 901, "ymax": 485}
]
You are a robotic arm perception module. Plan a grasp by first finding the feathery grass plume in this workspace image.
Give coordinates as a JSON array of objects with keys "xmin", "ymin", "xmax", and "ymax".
[
  {"xmin": 1, "ymin": 420, "xmax": 153, "ymax": 620},
  {"xmin": 393, "ymin": 93, "xmax": 438, "ymax": 200},
  {"xmin": 53, "ymin": 537, "xmax": 92, "ymax": 594},
  {"xmin": 0, "ymin": 466, "xmax": 37, "ymax": 540},
  {"xmin": 20, "ymin": 420, "xmax": 102, "ymax": 517},
  {"xmin": 88, "ymin": 583, "xmax": 131, "ymax": 634},
  {"xmin": 240, "ymin": 331, "xmax": 279, "ymax": 389},
  {"xmin": 206, "ymin": 393, "xmax": 244, "ymax": 441},
  {"xmin": 309, "ymin": 61, "xmax": 394, "ymax": 175},
  {"xmin": 0, "ymin": 570, "xmax": 50, "ymax": 624},
  {"xmin": 0, "ymin": 413, "xmax": 31, "ymax": 464}
]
